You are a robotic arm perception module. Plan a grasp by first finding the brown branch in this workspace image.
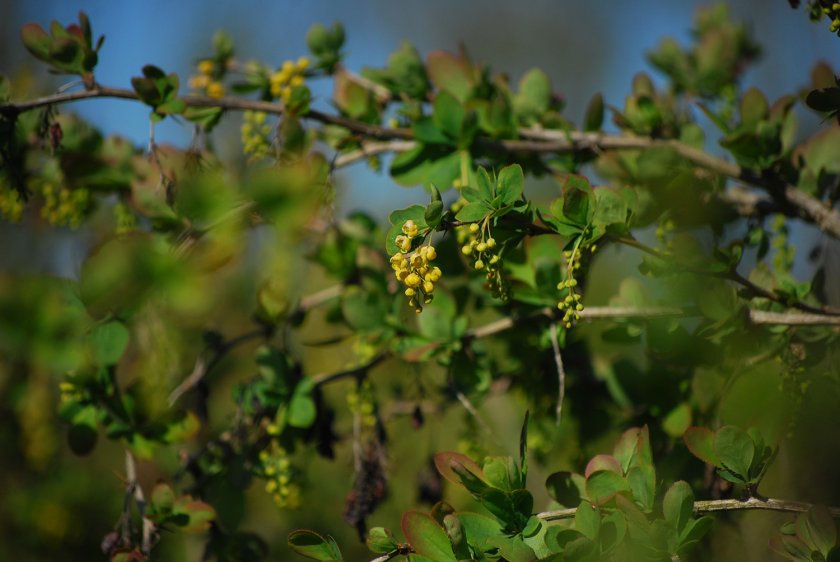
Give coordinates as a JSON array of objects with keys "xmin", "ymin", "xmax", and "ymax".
[
  {"xmin": 538, "ymin": 497, "xmax": 840, "ymax": 522},
  {"xmin": 3, "ymin": 87, "xmax": 837, "ymax": 238}
]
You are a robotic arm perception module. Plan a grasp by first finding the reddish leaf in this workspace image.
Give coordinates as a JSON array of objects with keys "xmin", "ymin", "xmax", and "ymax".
[
  {"xmin": 585, "ymin": 454, "xmax": 623, "ymax": 478},
  {"xmin": 683, "ymin": 427, "xmax": 720, "ymax": 467},
  {"xmin": 401, "ymin": 510, "xmax": 456, "ymax": 562}
]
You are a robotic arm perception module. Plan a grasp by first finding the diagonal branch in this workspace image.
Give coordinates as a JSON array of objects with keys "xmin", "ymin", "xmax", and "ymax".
[
  {"xmin": 3, "ymin": 87, "xmax": 838, "ymax": 238},
  {"xmin": 538, "ymin": 496, "xmax": 840, "ymax": 522}
]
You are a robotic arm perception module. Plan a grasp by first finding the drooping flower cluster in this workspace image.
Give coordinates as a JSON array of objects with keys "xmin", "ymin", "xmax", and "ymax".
[
  {"xmin": 189, "ymin": 59, "xmax": 225, "ymax": 98},
  {"xmin": 347, "ymin": 379, "xmax": 377, "ymax": 429},
  {"xmin": 40, "ymin": 183, "xmax": 91, "ymax": 228},
  {"xmin": 270, "ymin": 57, "xmax": 310, "ymax": 105},
  {"xmin": 557, "ymin": 249, "xmax": 584, "ymax": 328},
  {"xmin": 390, "ymin": 220, "xmax": 442, "ymax": 313},
  {"xmin": 0, "ymin": 185, "xmax": 24, "ymax": 222},
  {"xmin": 240, "ymin": 110, "xmax": 274, "ymax": 159},
  {"xmin": 257, "ymin": 444, "xmax": 301, "ymax": 510},
  {"xmin": 457, "ymin": 221, "xmax": 509, "ymax": 302}
]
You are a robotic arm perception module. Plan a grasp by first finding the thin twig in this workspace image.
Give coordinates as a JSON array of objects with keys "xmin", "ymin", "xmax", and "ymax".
[
  {"xmin": 125, "ymin": 450, "xmax": 154, "ymax": 556},
  {"xmin": 538, "ymin": 497, "xmax": 840, "ymax": 522},
  {"xmin": 454, "ymin": 390, "xmax": 503, "ymax": 449},
  {"xmin": 548, "ymin": 322, "xmax": 566, "ymax": 426}
]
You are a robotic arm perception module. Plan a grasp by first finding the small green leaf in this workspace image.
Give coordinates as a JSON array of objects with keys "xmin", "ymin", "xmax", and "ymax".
[
  {"xmin": 496, "ymin": 164, "xmax": 524, "ymax": 205},
  {"xmin": 574, "ymin": 502, "xmax": 600, "ymax": 540},
  {"xmin": 545, "ymin": 471, "xmax": 585, "ymax": 506},
  {"xmin": 88, "ymin": 320, "xmax": 130, "ymax": 365},
  {"xmin": 560, "ymin": 175, "xmax": 594, "ymax": 226},
  {"xmin": 287, "ymin": 380, "xmax": 317, "ymax": 428},
  {"xmin": 662, "ymin": 481, "xmax": 694, "ymax": 534},
  {"xmin": 401, "ymin": 511, "xmax": 457, "ymax": 562},
  {"xmin": 425, "ymin": 200, "xmax": 444, "ymax": 229},
  {"xmin": 366, "ymin": 527, "xmax": 398, "ymax": 555},
  {"xmin": 662, "ymin": 403, "xmax": 692, "ymax": 438},
  {"xmin": 151, "ymin": 483, "xmax": 176, "ymax": 511},
  {"xmin": 583, "ymin": 93, "xmax": 604, "ymax": 131},
  {"xmin": 714, "ymin": 426, "xmax": 755, "ymax": 481},
  {"xmin": 797, "ymin": 506, "xmax": 836, "ymax": 557},
  {"xmin": 21, "ymin": 23, "xmax": 51, "ymax": 60},
  {"xmin": 683, "ymin": 427, "xmax": 720, "ymax": 467},
  {"xmin": 67, "ymin": 420, "xmax": 98, "ymax": 456},
  {"xmin": 741, "ymin": 87, "xmax": 769, "ymax": 128},
  {"xmin": 289, "ymin": 530, "xmax": 343, "ymax": 561},
  {"xmin": 426, "ymin": 50, "xmax": 474, "ymax": 103},
  {"xmin": 433, "ymin": 90, "xmax": 465, "ymax": 142},
  {"xmin": 585, "ymin": 470, "xmax": 630, "ymax": 505},
  {"xmin": 455, "ymin": 201, "xmax": 490, "ymax": 222}
]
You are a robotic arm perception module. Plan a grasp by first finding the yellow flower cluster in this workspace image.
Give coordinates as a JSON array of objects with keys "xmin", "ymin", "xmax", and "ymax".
[
  {"xmin": 114, "ymin": 201, "xmax": 136, "ymax": 235},
  {"xmin": 40, "ymin": 183, "xmax": 90, "ymax": 228},
  {"xmin": 241, "ymin": 110, "xmax": 273, "ymax": 159},
  {"xmin": 258, "ymin": 445, "xmax": 301, "ymax": 510},
  {"xmin": 556, "ymin": 249, "xmax": 584, "ymax": 328},
  {"xmin": 270, "ymin": 57, "xmax": 309, "ymax": 105},
  {"xmin": 0, "ymin": 186, "xmax": 24, "ymax": 222},
  {"xmin": 390, "ymin": 220, "xmax": 441, "ymax": 313},
  {"xmin": 347, "ymin": 379, "xmax": 377, "ymax": 429},
  {"xmin": 457, "ymin": 221, "xmax": 509, "ymax": 302},
  {"xmin": 189, "ymin": 59, "xmax": 225, "ymax": 98}
]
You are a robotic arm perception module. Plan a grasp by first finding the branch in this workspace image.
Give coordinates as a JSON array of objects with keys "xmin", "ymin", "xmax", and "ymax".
[
  {"xmin": 124, "ymin": 450, "xmax": 154, "ymax": 556},
  {"xmin": 538, "ymin": 496, "xmax": 840, "ymax": 522},
  {"xmin": 548, "ymin": 322, "xmax": 565, "ymax": 426},
  {"xmin": 3, "ymin": 88, "xmax": 837, "ymax": 238}
]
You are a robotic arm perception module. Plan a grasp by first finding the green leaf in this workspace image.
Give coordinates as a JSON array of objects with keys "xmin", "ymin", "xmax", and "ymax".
[
  {"xmin": 433, "ymin": 90, "xmax": 465, "ymax": 141},
  {"xmin": 519, "ymin": 411, "xmax": 529, "ymax": 486},
  {"xmin": 797, "ymin": 506, "xmax": 836, "ymax": 557},
  {"xmin": 593, "ymin": 187, "xmax": 628, "ymax": 230},
  {"xmin": 585, "ymin": 470, "xmax": 629, "ymax": 505},
  {"xmin": 426, "ymin": 51, "xmax": 474, "ymax": 103},
  {"xmin": 401, "ymin": 511, "xmax": 457, "ymax": 562},
  {"xmin": 514, "ymin": 68, "xmax": 551, "ymax": 123},
  {"xmin": 286, "ymin": 379, "xmax": 317, "ymax": 428},
  {"xmin": 546, "ymin": 471, "xmax": 585, "ymax": 506},
  {"xmin": 151, "ymin": 483, "xmax": 176, "ymax": 511},
  {"xmin": 626, "ymin": 465, "xmax": 656, "ymax": 512},
  {"xmin": 425, "ymin": 200, "xmax": 444, "ymax": 229},
  {"xmin": 663, "ymin": 481, "xmax": 694, "ymax": 534},
  {"xmin": 341, "ymin": 286, "xmax": 387, "ymax": 331},
  {"xmin": 662, "ymin": 402, "xmax": 692, "ymax": 438},
  {"xmin": 21, "ymin": 23, "xmax": 51, "ymax": 60},
  {"xmin": 390, "ymin": 144, "xmax": 461, "ymax": 188},
  {"xmin": 88, "ymin": 320, "xmax": 130, "ymax": 365},
  {"xmin": 172, "ymin": 498, "xmax": 216, "ymax": 533},
  {"xmin": 583, "ymin": 93, "xmax": 604, "ymax": 131},
  {"xmin": 496, "ymin": 164, "xmax": 524, "ymax": 206},
  {"xmin": 67, "ymin": 419, "xmax": 98, "ymax": 456},
  {"xmin": 683, "ymin": 427, "xmax": 720, "ymax": 467},
  {"xmin": 455, "ymin": 201, "xmax": 490, "ymax": 222},
  {"xmin": 740, "ymin": 87, "xmax": 769, "ymax": 128},
  {"xmin": 288, "ymin": 530, "xmax": 343, "ymax": 561},
  {"xmin": 475, "ymin": 167, "xmax": 494, "ymax": 202},
  {"xmin": 574, "ymin": 502, "xmax": 600, "ymax": 540},
  {"xmin": 714, "ymin": 426, "xmax": 755, "ymax": 481},
  {"xmin": 366, "ymin": 527, "xmax": 398, "ymax": 555},
  {"xmin": 560, "ymin": 175, "xmax": 594, "ymax": 226},
  {"xmin": 434, "ymin": 451, "xmax": 486, "ymax": 489}
]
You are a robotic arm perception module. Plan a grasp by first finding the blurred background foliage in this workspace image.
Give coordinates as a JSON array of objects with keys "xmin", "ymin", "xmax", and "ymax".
[{"xmin": 0, "ymin": 2, "xmax": 839, "ymax": 562}]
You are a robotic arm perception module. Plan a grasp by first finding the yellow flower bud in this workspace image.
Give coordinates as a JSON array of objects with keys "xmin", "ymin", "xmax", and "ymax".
[
  {"xmin": 486, "ymin": 237, "xmax": 496, "ymax": 248},
  {"xmin": 206, "ymin": 81, "xmax": 225, "ymax": 98},
  {"xmin": 425, "ymin": 246, "xmax": 437, "ymax": 260},
  {"xmin": 405, "ymin": 273, "xmax": 421, "ymax": 288},
  {"xmin": 469, "ymin": 223, "xmax": 480, "ymax": 233},
  {"xmin": 197, "ymin": 59, "xmax": 214, "ymax": 76},
  {"xmin": 423, "ymin": 281, "xmax": 435, "ymax": 294}
]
